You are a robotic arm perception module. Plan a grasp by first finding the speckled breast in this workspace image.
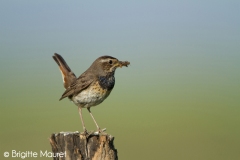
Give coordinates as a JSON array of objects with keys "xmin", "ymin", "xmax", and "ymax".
[{"xmin": 72, "ymin": 81, "xmax": 112, "ymax": 108}]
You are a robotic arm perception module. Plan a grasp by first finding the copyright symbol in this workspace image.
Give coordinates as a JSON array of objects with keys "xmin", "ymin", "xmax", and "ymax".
[{"xmin": 4, "ymin": 152, "xmax": 9, "ymax": 157}]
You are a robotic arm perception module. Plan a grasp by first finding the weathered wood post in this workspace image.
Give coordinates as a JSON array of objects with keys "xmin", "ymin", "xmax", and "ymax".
[{"xmin": 49, "ymin": 131, "xmax": 118, "ymax": 160}]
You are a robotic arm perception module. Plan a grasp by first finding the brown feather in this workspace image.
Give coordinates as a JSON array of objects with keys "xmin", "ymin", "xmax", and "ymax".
[
  {"xmin": 52, "ymin": 53, "xmax": 77, "ymax": 89},
  {"xmin": 59, "ymin": 72, "xmax": 95, "ymax": 100}
]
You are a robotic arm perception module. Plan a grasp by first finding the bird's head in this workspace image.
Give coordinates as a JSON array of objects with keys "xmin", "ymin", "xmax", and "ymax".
[{"xmin": 91, "ymin": 56, "xmax": 130, "ymax": 75}]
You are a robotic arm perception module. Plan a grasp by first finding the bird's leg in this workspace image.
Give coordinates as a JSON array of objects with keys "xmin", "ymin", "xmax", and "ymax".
[
  {"xmin": 78, "ymin": 106, "xmax": 87, "ymax": 134},
  {"xmin": 87, "ymin": 108, "xmax": 101, "ymax": 132}
]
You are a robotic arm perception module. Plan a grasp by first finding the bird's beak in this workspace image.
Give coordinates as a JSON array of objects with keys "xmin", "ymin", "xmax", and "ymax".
[{"xmin": 116, "ymin": 60, "xmax": 130, "ymax": 68}]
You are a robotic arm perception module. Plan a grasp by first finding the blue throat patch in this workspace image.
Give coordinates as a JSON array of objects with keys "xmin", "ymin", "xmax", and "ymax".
[{"xmin": 98, "ymin": 74, "xmax": 115, "ymax": 90}]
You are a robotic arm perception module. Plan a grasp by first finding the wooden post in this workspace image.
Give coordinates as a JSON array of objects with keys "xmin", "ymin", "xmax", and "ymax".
[{"xmin": 49, "ymin": 131, "xmax": 118, "ymax": 160}]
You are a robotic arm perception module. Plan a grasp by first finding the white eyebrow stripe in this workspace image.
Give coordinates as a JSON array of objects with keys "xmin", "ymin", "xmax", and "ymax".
[{"xmin": 99, "ymin": 58, "xmax": 111, "ymax": 63}]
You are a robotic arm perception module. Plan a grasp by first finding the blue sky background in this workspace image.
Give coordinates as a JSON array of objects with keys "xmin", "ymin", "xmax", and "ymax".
[{"xmin": 0, "ymin": 1, "xmax": 240, "ymax": 159}]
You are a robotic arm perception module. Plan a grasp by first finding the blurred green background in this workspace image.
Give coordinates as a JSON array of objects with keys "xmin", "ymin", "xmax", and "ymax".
[{"xmin": 0, "ymin": 1, "xmax": 240, "ymax": 160}]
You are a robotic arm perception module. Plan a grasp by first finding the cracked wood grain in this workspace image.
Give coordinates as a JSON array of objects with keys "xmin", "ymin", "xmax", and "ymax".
[{"xmin": 50, "ymin": 132, "xmax": 118, "ymax": 160}]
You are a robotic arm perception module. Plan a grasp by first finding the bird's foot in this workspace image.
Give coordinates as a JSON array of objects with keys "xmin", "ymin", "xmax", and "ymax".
[
  {"xmin": 80, "ymin": 127, "xmax": 89, "ymax": 135},
  {"xmin": 98, "ymin": 127, "xmax": 107, "ymax": 133},
  {"xmin": 101, "ymin": 128, "xmax": 107, "ymax": 132},
  {"xmin": 92, "ymin": 128, "xmax": 107, "ymax": 135}
]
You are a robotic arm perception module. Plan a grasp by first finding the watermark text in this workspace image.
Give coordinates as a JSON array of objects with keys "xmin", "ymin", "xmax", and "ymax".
[{"xmin": 3, "ymin": 150, "xmax": 66, "ymax": 159}]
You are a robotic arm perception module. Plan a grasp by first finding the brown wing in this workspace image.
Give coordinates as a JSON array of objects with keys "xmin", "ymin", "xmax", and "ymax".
[{"xmin": 59, "ymin": 72, "xmax": 95, "ymax": 100}]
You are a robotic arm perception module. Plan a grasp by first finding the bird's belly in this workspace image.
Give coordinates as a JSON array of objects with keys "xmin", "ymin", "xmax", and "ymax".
[{"xmin": 72, "ymin": 82, "xmax": 111, "ymax": 108}]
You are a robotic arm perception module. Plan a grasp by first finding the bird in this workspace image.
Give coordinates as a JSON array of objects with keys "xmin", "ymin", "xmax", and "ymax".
[{"xmin": 52, "ymin": 53, "xmax": 130, "ymax": 133}]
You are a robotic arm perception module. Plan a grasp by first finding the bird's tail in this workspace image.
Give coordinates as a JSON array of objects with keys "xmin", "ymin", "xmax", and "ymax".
[{"xmin": 52, "ymin": 53, "xmax": 76, "ymax": 89}]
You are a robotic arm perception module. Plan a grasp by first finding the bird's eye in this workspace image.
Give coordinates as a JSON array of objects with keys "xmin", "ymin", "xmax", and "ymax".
[{"xmin": 109, "ymin": 60, "xmax": 112, "ymax": 64}]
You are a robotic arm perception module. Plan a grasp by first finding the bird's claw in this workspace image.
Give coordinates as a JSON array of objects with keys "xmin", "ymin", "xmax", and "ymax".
[
  {"xmin": 92, "ymin": 128, "xmax": 107, "ymax": 135},
  {"xmin": 80, "ymin": 128, "xmax": 106, "ymax": 136},
  {"xmin": 80, "ymin": 128, "xmax": 89, "ymax": 135}
]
